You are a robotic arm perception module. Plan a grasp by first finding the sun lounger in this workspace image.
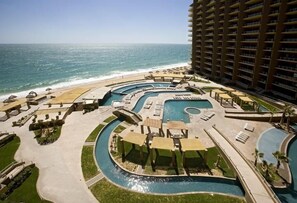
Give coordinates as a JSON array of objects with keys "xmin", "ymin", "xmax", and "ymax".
[
  {"xmin": 153, "ymin": 109, "xmax": 161, "ymax": 116},
  {"xmin": 235, "ymin": 131, "xmax": 249, "ymax": 143},
  {"xmin": 200, "ymin": 112, "xmax": 215, "ymax": 121},
  {"xmin": 244, "ymin": 123, "xmax": 254, "ymax": 132},
  {"xmin": 144, "ymin": 101, "xmax": 153, "ymax": 109}
]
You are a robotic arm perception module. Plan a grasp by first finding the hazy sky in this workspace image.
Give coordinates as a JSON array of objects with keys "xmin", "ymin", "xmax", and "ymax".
[{"xmin": 0, "ymin": 0, "xmax": 191, "ymax": 44}]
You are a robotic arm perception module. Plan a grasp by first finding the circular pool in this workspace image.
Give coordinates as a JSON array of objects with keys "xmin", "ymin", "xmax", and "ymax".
[{"xmin": 184, "ymin": 107, "xmax": 201, "ymax": 115}]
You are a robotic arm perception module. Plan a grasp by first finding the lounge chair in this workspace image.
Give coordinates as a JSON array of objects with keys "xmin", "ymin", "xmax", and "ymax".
[
  {"xmin": 244, "ymin": 123, "xmax": 254, "ymax": 132},
  {"xmin": 153, "ymin": 109, "xmax": 161, "ymax": 116},
  {"xmin": 235, "ymin": 131, "xmax": 249, "ymax": 143}
]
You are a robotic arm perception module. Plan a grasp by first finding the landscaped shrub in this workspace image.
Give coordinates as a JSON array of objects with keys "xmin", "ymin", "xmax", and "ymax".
[{"xmin": 0, "ymin": 166, "xmax": 33, "ymax": 200}]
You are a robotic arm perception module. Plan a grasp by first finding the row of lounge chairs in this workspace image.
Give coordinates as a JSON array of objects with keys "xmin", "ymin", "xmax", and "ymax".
[
  {"xmin": 153, "ymin": 101, "xmax": 163, "ymax": 116},
  {"xmin": 200, "ymin": 112, "xmax": 215, "ymax": 121},
  {"xmin": 173, "ymin": 96, "xmax": 201, "ymax": 100},
  {"xmin": 144, "ymin": 101, "xmax": 153, "ymax": 109}
]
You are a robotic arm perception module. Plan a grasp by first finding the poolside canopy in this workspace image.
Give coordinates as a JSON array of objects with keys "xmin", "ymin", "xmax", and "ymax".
[
  {"xmin": 223, "ymin": 87, "xmax": 236, "ymax": 93},
  {"xmin": 121, "ymin": 131, "xmax": 148, "ymax": 165},
  {"xmin": 141, "ymin": 118, "xmax": 163, "ymax": 136},
  {"xmin": 239, "ymin": 96, "xmax": 256, "ymax": 109},
  {"xmin": 180, "ymin": 139, "xmax": 208, "ymax": 167},
  {"xmin": 231, "ymin": 91, "xmax": 246, "ymax": 103},
  {"xmin": 0, "ymin": 98, "xmax": 29, "ymax": 119},
  {"xmin": 150, "ymin": 137, "xmax": 176, "ymax": 169},
  {"xmin": 210, "ymin": 89, "xmax": 225, "ymax": 100},
  {"xmin": 218, "ymin": 94, "xmax": 234, "ymax": 106},
  {"xmin": 166, "ymin": 121, "xmax": 188, "ymax": 138}
]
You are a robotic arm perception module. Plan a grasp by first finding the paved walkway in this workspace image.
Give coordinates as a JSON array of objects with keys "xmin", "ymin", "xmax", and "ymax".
[
  {"xmin": 86, "ymin": 173, "xmax": 104, "ymax": 187},
  {"xmin": 206, "ymin": 128, "xmax": 278, "ymax": 203}
]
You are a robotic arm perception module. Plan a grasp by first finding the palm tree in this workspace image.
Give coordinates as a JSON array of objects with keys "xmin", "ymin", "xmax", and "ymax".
[
  {"xmin": 253, "ymin": 149, "xmax": 264, "ymax": 166},
  {"xmin": 286, "ymin": 108, "xmax": 295, "ymax": 132},
  {"xmin": 272, "ymin": 151, "xmax": 288, "ymax": 169},
  {"xmin": 262, "ymin": 160, "xmax": 274, "ymax": 180},
  {"xmin": 280, "ymin": 103, "xmax": 290, "ymax": 125}
]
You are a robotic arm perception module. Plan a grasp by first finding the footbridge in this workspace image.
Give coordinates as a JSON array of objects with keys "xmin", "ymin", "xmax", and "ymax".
[{"xmin": 205, "ymin": 127, "xmax": 279, "ymax": 203}]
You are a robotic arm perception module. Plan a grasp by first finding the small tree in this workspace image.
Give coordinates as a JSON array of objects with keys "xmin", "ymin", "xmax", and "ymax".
[
  {"xmin": 253, "ymin": 149, "xmax": 264, "ymax": 166},
  {"xmin": 286, "ymin": 108, "xmax": 295, "ymax": 132},
  {"xmin": 280, "ymin": 103, "xmax": 291, "ymax": 125},
  {"xmin": 261, "ymin": 160, "xmax": 274, "ymax": 181},
  {"xmin": 269, "ymin": 107, "xmax": 277, "ymax": 123},
  {"xmin": 272, "ymin": 151, "xmax": 288, "ymax": 169}
]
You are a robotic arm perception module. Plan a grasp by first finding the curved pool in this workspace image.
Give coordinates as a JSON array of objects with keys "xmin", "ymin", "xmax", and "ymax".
[
  {"xmin": 95, "ymin": 119, "xmax": 244, "ymax": 196},
  {"xmin": 257, "ymin": 128, "xmax": 288, "ymax": 164}
]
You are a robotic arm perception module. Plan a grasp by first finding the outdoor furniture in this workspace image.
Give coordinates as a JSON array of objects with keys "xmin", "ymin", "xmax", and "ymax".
[
  {"xmin": 235, "ymin": 131, "xmax": 249, "ymax": 143},
  {"xmin": 244, "ymin": 123, "xmax": 254, "ymax": 132}
]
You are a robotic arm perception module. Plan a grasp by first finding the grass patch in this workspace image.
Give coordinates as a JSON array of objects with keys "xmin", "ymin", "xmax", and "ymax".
[
  {"xmin": 86, "ymin": 124, "xmax": 105, "ymax": 142},
  {"xmin": 201, "ymin": 86, "xmax": 218, "ymax": 92},
  {"xmin": 0, "ymin": 136, "xmax": 20, "ymax": 171},
  {"xmin": 34, "ymin": 126, "xmax": 62, "ymax": 145},
  {"xmin": 113, "ymin": 125, "xmax": 126, "ymax": 134},
  {"xmin": 81, "ymin": 146, "xmax": 99, "ymax": 181},
  {"xmin": 103, "ymin": 115, "xmax": 117, "ymax": 123},
  {"xmin": 2, "ymin": 167, "xmax": 51, "ymax": 203},
  {"xmin": 190, "ymin": 78, "xmax": 210, "ymax": 83},
  {"xmin": 91, "ymin": 179, "xmax": 245, "ymax": 203},
  {"xmin": 249, "ymin": 95, "xmax": 280, "ymax": 112}
]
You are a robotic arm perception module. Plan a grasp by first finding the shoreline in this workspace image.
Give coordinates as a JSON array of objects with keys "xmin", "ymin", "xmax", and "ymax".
[{"xmin": 0, "ymin": 62, "xmax": 189, "ymax": 102}]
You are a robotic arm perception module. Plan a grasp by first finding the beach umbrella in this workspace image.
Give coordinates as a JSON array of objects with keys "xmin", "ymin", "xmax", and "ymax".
[
  {"xmin": 26, "ymin": 94, "xmax": 35, "ymax": 98},
  {"xmin": 8, "ymin": 95, "xmax": 17, "ymax": 100},
  {"xmin": 3, "ymin": 98, "xmax": 14, "ymax": 103},
  {"xmin": 29, "ymin": 91, "xmax": 38, "ymax": 97},
  {"xmin": 46, "ymin": 88, "xmax": 52, "ymax": 94}
]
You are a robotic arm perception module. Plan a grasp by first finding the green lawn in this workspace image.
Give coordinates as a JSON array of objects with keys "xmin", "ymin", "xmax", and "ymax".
[
  {"xmin": 114, "ymin": 125, "xmax": 126, "ymax": 134},
  {"xmin": 34, "ymin": 126, "xmax": 62, "ymax": 145},
  {"xmin": 103, "ymin": 115, "xmax": 117, "ymax": 123},
  {"xmin": 2, "ymin": 167, "xmax": 51, "ymax": 203},
  {"xmin": 86, "ymin": 124, "xmax": 105, "ymax": 142},
  {"xmin": 91, "ymin": 179, "xmax": 245, "ymax": 203},
  {"xmin": 81, "ymin": 146, "xmax": 99, "ymax": 180},
  {"xmin": 0, "ymin": 136, "xmax": 20, "ymax": 171},
  {"xmin": 249, "ymin": 95, "xmax": 280, "ymax": 112}
]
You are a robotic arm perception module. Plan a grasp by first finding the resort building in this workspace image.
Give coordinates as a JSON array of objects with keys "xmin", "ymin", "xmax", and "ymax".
[{"xmin": 189, "ymin": 0, "xmax": 297, "ymax": 101}]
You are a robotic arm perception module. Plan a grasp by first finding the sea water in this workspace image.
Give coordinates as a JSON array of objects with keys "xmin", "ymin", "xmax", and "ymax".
[{"xmin": 0, "ymin": 43, "xmax": 190, "ymax": 100}]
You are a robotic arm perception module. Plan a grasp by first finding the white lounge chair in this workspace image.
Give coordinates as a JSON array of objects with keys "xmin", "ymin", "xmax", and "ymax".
[
  {"xmin": 244, "ymin": 123, "xmax": 254, "ymax": 132},
  {"xmin": 235, "ymin": 131, "xmax": 249, "ymax": 143}
]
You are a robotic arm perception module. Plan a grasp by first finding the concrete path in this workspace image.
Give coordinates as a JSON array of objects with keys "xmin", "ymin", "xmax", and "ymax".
[
  {"xmin": 86, "ymin": 173, "xmax": 104, "ymax": 187},
  {"xmin": 206, "ymin": 128, "xmax": 278, "ymax": 203}
]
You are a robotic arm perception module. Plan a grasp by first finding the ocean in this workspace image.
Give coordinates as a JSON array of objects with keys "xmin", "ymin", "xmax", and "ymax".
[{"xmin": 0, "ymin": 44, "xmax": 190, "ymax": 100}]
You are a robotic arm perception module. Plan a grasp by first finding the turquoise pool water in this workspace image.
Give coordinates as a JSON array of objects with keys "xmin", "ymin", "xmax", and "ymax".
[
  {"xmin": 95, "ymin": 119, "xmax": 244, "ymax": 196},
  {"xmin": 113, "ymin": 82, "xmax": 171, "ymax": 94},
  {"xmin": 163, "ymin": 100, "xmax": 213, "ymax": 123},
  {"xmin": 102, "ymin": 82, "xmax": 172, "ymax": 106},
  {"xmin": 274, "ymin": 137, "xmax": 297, "ymax": 203},
  {"xmin": 185, "ymin": 107, "xmax": 201, "ymax": 115},
  {"xmin": 257, "ymin": 128, "xmax": 288, "ymax": 164}
]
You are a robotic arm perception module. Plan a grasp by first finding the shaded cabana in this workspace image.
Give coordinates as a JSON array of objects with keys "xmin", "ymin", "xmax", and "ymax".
[
  {"xmin": 149, "ymin": 137, "xmax": 175, "ymax": 169},
  {"xmin": 141, "ymin": 117, "xmax": 163, "ymax": 136},
  {"xmin": 239, "ymin": 96, "xmax": 256, "ymax": 110},
  {"xmin": 121, "ymin": 131, "xmax": 148, "ymax": 166},
  {"xmin": 0, "ymin": 99, "xmax": 29, "ymax": 119},
  {"xmin": 231, "ymin": 91, "xmax": 246, "ymax": 103},
  {"xmin": 223, "ymin": 87, "xmax": 236, "ymax": 93},
  {"xmin": 218, "ymin": 93, "xmax": 234, "ymax": 107},
  {"xmin": 166, "ymin": 121, "xmax": 188, "ymax": 138},
  {"xmin": 180, "ymin": 139, "xmax": 208, "ymax": 167},
  {"xmin": 210, "ymin": 89, "xmax": 225, "ymax": 100}
]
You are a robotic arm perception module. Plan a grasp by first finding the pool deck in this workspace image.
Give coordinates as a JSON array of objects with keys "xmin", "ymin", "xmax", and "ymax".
[{"xmin": 0, "ymin": 74, "xmax": 292, "ymax": 202}]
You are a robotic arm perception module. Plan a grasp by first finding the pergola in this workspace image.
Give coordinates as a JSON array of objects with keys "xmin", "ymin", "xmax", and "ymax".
[
  {"xmin": 231, "ymin": 91, "xmax": 246, "ymax": 103},
  {"xmin": 218, "ymin": 93, "xmax": 234, "ymax": 106},
  {"xmin": 223, "ymin": 87, "xmax": 236, "ymax": 93},
  {"xmin": 141, "ymin": 118, "xmax": 163, "ymax": 136},
  {"xmin": 151, "ymin": 73, "xmax": 185, "ymax": 82},
  {"xmin": 149, "ymin": 137, "xmax": 175, "ymax": 169},
  {"xmin": 121, "ymin": 131, "xmax": 147, "ymax": 165},
  {"xmin": 210, "ymin": 89, "xmax": 225, "ymax": 100},
  {"xmin": 166, "ymin": 121, "xmax": 188, "ymax": 138},
  {"xmin": 239, "ymin": 96, "xmax": 256, "ymax": 110},
  {"xmin": 0, "ymin": 99, "xmax": 29, "ymax": 119},
  {"xmin": 180, "ymin": 139, "xmax": 208, "ymax": 167}
]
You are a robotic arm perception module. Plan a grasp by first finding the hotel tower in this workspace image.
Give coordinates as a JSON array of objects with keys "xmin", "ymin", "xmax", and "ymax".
[{"xmin": 189, "ymin": 0, "xmax": 297, "ymax": 101}]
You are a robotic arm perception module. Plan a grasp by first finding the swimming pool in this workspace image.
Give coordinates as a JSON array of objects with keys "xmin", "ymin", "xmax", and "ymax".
[
  {"xmin": 185, "ymin": 107, "xmax": 201, "ymax": 115},
  {"xmin": 163, "ymin": 100, "xmax": 213, "ymax": 123},
  {"xmin": 95, "ymin": 119, "xmax": 244, "ymax": 196},
  {"xmin": 101, "ymin": 82, "xmax": 173, "ymax": 106},
  {"xmin": 257, "ymin": 128, "xmax": 288, "ymax": 164}
]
